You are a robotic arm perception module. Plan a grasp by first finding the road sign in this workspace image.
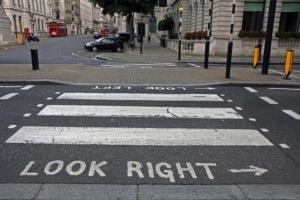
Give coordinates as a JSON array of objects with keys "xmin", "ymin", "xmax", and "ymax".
[{"xmin": 284, "ymin": 50, "xmax": 294, "ymax": 79}]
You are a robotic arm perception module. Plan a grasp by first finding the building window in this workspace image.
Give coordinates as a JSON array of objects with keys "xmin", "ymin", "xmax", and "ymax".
[
  {"xmin": 242, "ymin": 0, "xmax": 265, "ymax": 31},
  {"xmin": 279, "ymin": 0, "xmax": 300, "ymax": 32}
]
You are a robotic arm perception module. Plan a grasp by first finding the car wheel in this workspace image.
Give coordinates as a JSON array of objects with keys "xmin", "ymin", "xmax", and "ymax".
[
  {"xmin": 117, "ymin": 47, "xmax": 122, "ymax": 52},
  {"xmin": 92, "ymin": 46, "xmax": 98, "ymax": 52}
]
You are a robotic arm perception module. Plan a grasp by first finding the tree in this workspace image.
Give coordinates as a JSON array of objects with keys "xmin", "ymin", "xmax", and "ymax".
[
  {"xmin": 158, "ymin": 16, "xmax": 174, "ymax": 37},
  {"xmin": 90, "ymin": 0, "xmax": 157, "ymax": 44}
]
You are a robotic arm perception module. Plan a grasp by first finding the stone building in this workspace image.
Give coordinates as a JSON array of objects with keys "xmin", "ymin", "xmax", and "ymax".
[
  {"xmin": 0, "ymin": 0, "xmax": 15, "ymax": 44},
  {"xmin": 80, "ymin": 0, "xmax": 93, "ymax": 34},
  {"xmin": 165, "ymin": 0, "xmax": 300, "ymax": 56},
  {"xmin": 71, "ymin": 0, "xmax": 81, "ymax": 34},
  {"xmin": 3, "ymin": 0, "xmax": 52, "ymax": 36},
  {"xmin": 51, "ymin": 0, "xmax": 73, "ymax": 34}
]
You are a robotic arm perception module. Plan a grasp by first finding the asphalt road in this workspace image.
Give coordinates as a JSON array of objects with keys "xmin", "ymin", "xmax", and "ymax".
[{"xmin": 0, "ymin": 84, "xmax": 299, "ymax": 185}]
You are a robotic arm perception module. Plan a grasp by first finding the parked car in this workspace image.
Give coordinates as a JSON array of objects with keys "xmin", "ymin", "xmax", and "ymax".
[
  {"xmin": 93, "ymin": 31, "xmax": 101, "ymax": 39},
  {"xmin": 84, "ymin": 37, "xmax": 124, "ymax": 52},
  {"xmin": 112, "ymin": 32, "xmax": 130, "ymax": 43}
]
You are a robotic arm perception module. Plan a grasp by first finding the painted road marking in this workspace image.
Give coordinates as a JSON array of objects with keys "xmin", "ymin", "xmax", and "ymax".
[
  {"xmin": 244, "ymin": 87, "xmax": 258, "ymax": 93},
  {"xmin": 279, "ymin": 144, "xmax": 290, "ymax": 149},
  {"xmin": 6, "ymin": 127, "xmax": 273, "ymax": 146},
  {"xmin": 260, "ymin": 96, "xmax": 279, "ymax": 105},
  {"xmin": 235, "ymin": 107, "xmax": 242, "ymax": 111},
  {"xmin": 37, "ymin": 104, "xmax": 44, "ymax": 107},
  {"xmin": 47, "ymin": 97, "xmax": 53, "ymax": 100},
  {"xmin": 188, "ymin": 63, "xmax": 201, "ymax": 68},
  {"xmin": 23, "ymin": 113, "xmax": 31, "ymax": 117},
  {"xmin": 282, "ymin": 110, "xmax": 300, "ymax": 120},
  {"xmin": 58, "ymin": 93, "xmax": 224, "ymax": 102},
  {"xmin": 8, "ymin": 125, "xmax": 17, "ymax": 129},
  {"xmin": 249, "ymin": 118, "xmax": 256, "ymax": 122},
  {"xmin": 0, "ymin": 86, "xmax": 22, "ymax": 88},
  {"xmin": 260, "ymin": 128, "xmax": 269, "ymax": 133},
  {"xmin": 268, "ymin": 88, "xmax": 300, "ymax": 91},
  {"xmin": 38, "ymin": 105, "xmax": 243, "ymax": 119},
  {"xmin": 21, "ymin": 85, "xmax": 34, "ymax": 90},
  {"xmin": 0, "ymin": 93, "xmax": 19, "ymax": 100}
]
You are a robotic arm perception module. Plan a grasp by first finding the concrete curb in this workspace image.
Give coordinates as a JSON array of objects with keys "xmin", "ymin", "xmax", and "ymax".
[
  {"xmin": 1, "ymin": 79, "xmax": 300, "ymax": 87},
  {"xmin": 0, "ymin": 184, "xmax": 299, "ymax": 200}
]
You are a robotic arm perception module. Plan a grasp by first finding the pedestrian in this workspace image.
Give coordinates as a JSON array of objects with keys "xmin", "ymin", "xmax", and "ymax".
[{"xmin": 147, "ymin": 34, "xmax": 151, "ymax": 43}]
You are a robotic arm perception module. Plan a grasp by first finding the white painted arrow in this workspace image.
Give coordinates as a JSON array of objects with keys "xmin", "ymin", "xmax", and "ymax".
[
  {"xmin": 194, "ymin": 87, "xmax": 216, "ymax": 90},
  {"xmin": 230, "ymin": 165, "xmax": 268, "ymax": 176}
]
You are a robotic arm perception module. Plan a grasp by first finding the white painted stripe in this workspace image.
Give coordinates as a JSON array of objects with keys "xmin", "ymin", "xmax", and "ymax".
[
  {"xmin": 8, "ymin": 125, "xmax": 17, "ymax": 129},
  {"xmin": 268, "ymin": 88, "xmax": 300, "ymax": 91},
  {"xmin": 188, "ymin": 63, "xmax": 201, "ymax": 68},
  {"xmin": 260, "ymin": 128, "xmax": 269, "ymax": 133},
  {"xmin": 260, "ymin": 97, "xmax": 278, "ymax": 105},
  {"xmin": 0, "ymin": 93, "xmax": 19, "ymax": 100},
  {"xmin": 244, "ymin": 87, "xmax": 258, "ymax": 93},
  {"xmin": 23, "ymin": 113, "xmax": 31, "ymax": 117},
  {"xmin": 38, "ymin": 105, "xmax": 243, "ymax": 119},
  {"xmin": 282, "ymin": 110, "xmax": 300, "ymax": 120},
  {"xmin": 249, "ymin": 118, "xmax": 256, "ymax": 122},
  {"xmin": 58, "ymin": 93, "xmax": 224, "ymax": 102},
  {"xmin": 21, "ymin": 85, "xmax": 34, "ymax": 90},
  {"xmin": 47, "ymin": 97, "xmax": 53, "ymax": 100},
  {"xmin": 6, "ymin": 127, "xmax": 273, "ymax": 146},
  {"xmin": 0, "ymin": 86, "xmax": 21, "ymax": 88},
  {"xmin": 279, "ymin": 144, "xmax": 290, "ymax": 149},
  {"xmin": 227, "ymin": 100, "xmax": 233, "ymax": 103},
  {"xmin": 235, "ymin": 107, "xmax": 242, "ymax": 111},
  {"xmin": 37, "ymin": 104, "xmax": 44, "ymax": 107}
]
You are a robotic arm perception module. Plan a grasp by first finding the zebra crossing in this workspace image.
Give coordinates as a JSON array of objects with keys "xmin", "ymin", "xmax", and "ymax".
[
  {"xmin": 0, "ymin": 85, "xmax": 35, "ymax": 100},
  {"xmin": 5, "ymin": 90, "xmax": 273, "ymax": 147}
]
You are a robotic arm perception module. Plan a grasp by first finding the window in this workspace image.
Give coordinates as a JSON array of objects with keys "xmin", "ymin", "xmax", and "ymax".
[
  {"xmin": 279, "ymin": 0, "xmax": 300, "ymax": 32},
  {"xmin": 242, "ymin": 0, "xmax": 265, "ymax": 31}
]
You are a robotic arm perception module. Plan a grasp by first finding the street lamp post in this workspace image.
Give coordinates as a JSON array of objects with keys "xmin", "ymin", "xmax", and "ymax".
[
  {"xmin": 204, "ymin": 0, "xmax": 213, "ymax": 69},
  {"xmin": 178, "ymin": 6, "xmax": 184, "ymax": 61}
]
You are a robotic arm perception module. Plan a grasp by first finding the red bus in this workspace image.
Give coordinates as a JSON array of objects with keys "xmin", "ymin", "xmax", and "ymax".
[{"xmin": 48, "ymin": 22, "xmax": 67, "ymax": 37}]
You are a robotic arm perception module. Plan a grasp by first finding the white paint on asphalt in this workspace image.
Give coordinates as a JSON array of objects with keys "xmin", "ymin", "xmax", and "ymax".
[
  {"xmin": 230, "ymin": 165, "xmax": 268, "ymax": 176},
  {"xmin": 249, "ymin": 118, "xmax": 256, "ymax": 122},
  {"xmin": 23, "ymin": 113, "xmax": 31, "ymax": 117},
  {"xmin": 55, "ymin": 92, "xmax": 61, "ymax": 95},
  {"xmin": 58, "ymin": 93, "xmax": 224, "ymax": 102},
  {"xmin": 0, "ymin": 86, "xmax": 21, "ymax": 88},
  {"xmin": 279, "ymin": 144, "xmax": 290, "ymax": 149},
  {"xmin": 282, "ymin": 110, "xmax": 300, "ymax": 120},
  {"xmin": 244, "ymin": 87, "xmax": 258, "ymax": 93},
  {"xmin": 187, "ymin": 63, "xmax": 201, "ymax": 68},
  {"xmin": 38, "ymin": 105, "xmax": 243, "ymax": 119},
  {"xmin": 6, "ymin": 126, "xmax": 273, "ymax": 146},
  {"xmin": 260, "ymin": 128, "xmax": 269, "ymax": 133},
  {"xmin": 235, "ymin": 107, "xmax": 242, "ymax": 111},
  {"xmin": 227, "ymin": 100, "xmax": 233, "ymax": 103},
  {"xmin": 37, "ymin": 104, "xmax": 44, "ymax": 107},
  {"xmin": 47, "ymin": 97, "xmax": 53, "ymax": 100},
  {"xmin": 268, "ymin": 88, "xmax": 300, "ymax": 91},
  {"xmin": 21, "ymin": 85, "xmax": 34, "ymax": 90},
  {"xmin": 269, "ymin": 69, "xmax": 300, "ymax": 80},
  {"xmin": 8, "ymin": 125, "xmax": 17, "ymax": 129},
  {"xmin": 260, "ymin": 96, "xmax": 279, "ymax": 105},
  {"xmin": 0, "ymin": 93, "xmax": 19, "ymax": 100}
]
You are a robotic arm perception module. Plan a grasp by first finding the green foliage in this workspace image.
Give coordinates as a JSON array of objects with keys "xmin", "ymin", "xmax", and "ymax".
[
  {"xmin": 89, "ymin": 0, "xmax": 157, "ymax": 16},
  {"xmin": 276, "ymin": 32, "xmax": 300, "ymax": 39},
  {"xmin": 158, "ymin": 16, "xmax": 174, "ymax": 31},
  {"xmin": 238, "ymin": 30, "xmax": 266, "ymax": 38}
]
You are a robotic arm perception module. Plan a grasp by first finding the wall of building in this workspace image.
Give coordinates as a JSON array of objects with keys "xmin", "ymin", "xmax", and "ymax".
[{"xmin": 80, "ymin": 0, "xmax": 93, "ymax": 33}]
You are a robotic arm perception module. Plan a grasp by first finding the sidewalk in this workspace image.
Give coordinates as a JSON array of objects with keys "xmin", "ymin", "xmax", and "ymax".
[{"xmin": 0, "ymin": 37, "xmax": 299, "ymax": 86}]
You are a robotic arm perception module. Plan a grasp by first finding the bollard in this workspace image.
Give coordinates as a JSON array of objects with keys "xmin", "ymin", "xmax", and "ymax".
[
  {"xmin": 253, "ymin": 46, "xmax": 260, "ymax": 68},
  {"xmin": 31, "ymin": 49, "xmax": 39, "ymax": 70},
  {"xmin": 284, "ymin": 50, "xmax": 294, "ymax": 79}
]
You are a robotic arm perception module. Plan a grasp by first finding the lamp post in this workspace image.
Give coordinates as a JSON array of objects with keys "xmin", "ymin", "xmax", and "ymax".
[
  {"xmin": 204, "ymin": 0, "xmax": 213, "ymax": 69},
  {"xmin": 178, "ymin": 6, "xmax": 184, "ymax": 61}
]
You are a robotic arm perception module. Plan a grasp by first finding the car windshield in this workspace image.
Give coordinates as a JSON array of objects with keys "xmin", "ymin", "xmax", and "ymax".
[{"xmin": 95, "ymin": 38, "xmax": 104, "ymax": 42}]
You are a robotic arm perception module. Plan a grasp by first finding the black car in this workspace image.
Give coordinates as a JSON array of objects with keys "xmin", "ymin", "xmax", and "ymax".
[
  {"xmin": 113, "ymin": 32, "xmax": 130, "ymax": 43},
  {"xmin": 84, "ymin": 37, "xmax": 124, "ymax": 52}
]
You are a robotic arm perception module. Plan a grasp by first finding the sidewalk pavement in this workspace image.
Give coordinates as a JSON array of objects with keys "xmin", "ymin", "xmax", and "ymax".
[{"xmin": 0, "ymin": 37, "xmax": 299, "ymax": 86}]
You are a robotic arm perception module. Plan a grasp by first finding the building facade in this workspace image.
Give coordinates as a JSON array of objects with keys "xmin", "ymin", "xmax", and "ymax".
[
  {"xmin": 0, "ymin": 0, "xmax": 15, "ymax": 44},
  {"xmin": 80, "ymin": 0, "xmax": 93, "ymax": 34},
  {"xmin": 51, "ymin": 0, "xmax": 73, "ymax": 34},
  {"xmin": 165, "ymin": 0, "xmax": 300, "ymax": 56},
  {"xmin": 3, "ymin": 0, "xmax": 52, "ymax": 36}
]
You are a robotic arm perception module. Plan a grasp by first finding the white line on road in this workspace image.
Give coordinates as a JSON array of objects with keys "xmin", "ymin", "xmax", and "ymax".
[
  {"xmin": 259, "ymin": 97, "xmax": 279, "ymax": 105},
  {"xmin": 38, "ymin": 105, "xmax": 243, "ymax": 119},
  {"xmin": 235, "ymin": 107, "xmax": 243, "ymax": 111},
  {"xmin": 23, "ymin": 113, "xmax": 31, "ymax": 117},
  {"xmin": 244, "ymin": 87, "xmax": 258, "ymax": 93},
  {"xmin": 249, "ymin": 118, "xmax": 256, "ymax": 122},
  {"xmin": 282, "ymin": 110, "xmax": 300, "ymax": 120},
  {"xmin": 260, "ymin": 128, "xmax": 269, "ymax": 133},
  {"xmin": 8, "ymin": 125, "xmax": 17, "ymax": 129},
  {"xmin": 21, "ymin": 85, "xmax": 34, "ymax": 90},
  {"xmin": 6, "ymin": 126, "xmax": 273, "ymax": 146},
  {"xmin": 269, "ymin": 69, "xmax": 300, "ymax": 80},
  {"xmin": 58, "ymin": 93, "xmax": 224, "ymax": 102},
  {"xmin": 37, "ymin": 104, "xmax": 44, "ymax": 107},
  {"xmin": 0, "ymin": 86, "xmax": 21, "ymax": 88},
  {"xmin": 279, "ymin": 144, "xmax": 290, "ymax": 149},
  {"xmin": 268, "ymin": 88, "xmax": 300, "ymax": 91},
  {"xmin": 188, "ymin": 63, "xmax": 201, "ymax": 68},
  {"xmin": 0, "ymin": 93, "xmax": 19, "ymax": 100}
]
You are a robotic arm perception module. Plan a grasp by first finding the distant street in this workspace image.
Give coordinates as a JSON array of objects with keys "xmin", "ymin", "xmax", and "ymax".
[{"xmin": 0, "ymin": 84, "xmax": 300, "ymax": 185}]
